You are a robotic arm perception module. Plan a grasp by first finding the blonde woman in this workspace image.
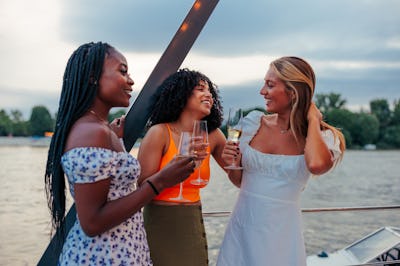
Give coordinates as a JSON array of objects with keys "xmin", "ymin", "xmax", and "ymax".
[{"xmin": 217, "ymin": 56, "xmax": 346, "ymax": 266}]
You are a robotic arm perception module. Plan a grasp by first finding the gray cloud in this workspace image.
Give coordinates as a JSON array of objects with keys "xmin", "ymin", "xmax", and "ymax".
[
  {"xmin": 5, "ymin": 0, "xmax": 394, "ymax": 118},
  {"xmin": 2, "ymin": 1, "xmax": 399, "ymax": 119},
  {"xmin": 59, "ymin": 1, "xmax": 193, "ymax": 51},
  {"xmin": 59, "ymin": 0, "xmax": 400, "ymax": 60},
  {"xmin": 0, "ymin": 87, "xmax": 60, "ymax": 119},
  {"xmin": 220, "ymin": 65, "xmax": 400, "ymax": 112},
  {"xmin": 0, "ymin": 86, "xmax": 140, "ymax": 120}
]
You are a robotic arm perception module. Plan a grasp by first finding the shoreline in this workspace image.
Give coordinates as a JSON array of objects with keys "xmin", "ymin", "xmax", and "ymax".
[
  {"xmin": 0, "ymin": 136, "xmax": 52, "ymax": 147},
  {"xmin": 0, "ymin": 137, "xmax": 397, "ymax": 151}
]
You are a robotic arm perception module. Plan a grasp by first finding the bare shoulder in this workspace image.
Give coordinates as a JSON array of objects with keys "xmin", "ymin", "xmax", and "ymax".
[
  {"xmin": 209, "ymin": 128, "xmax": 225, "ymax": 142},
  {"xmin": 141, "ymin": 123, "xmax": 169, "ymax": 145},
  {"xmin": 139, "ymin": 123, "xmax": 169, "ymax": 150},
  {"xmin": 262, "ymin": 113, "xmax": 277, "ymax": 125},
  {"xmin": 209, "ymin": 128, "xmax": 226, "ymax": 149},
  {"xmin": 65, "ymin": 121, "xmax": 112, "ymax": 151},
  {"xmin": 145, "ymin": 123, "xmax": 168, "ymax": 138}
]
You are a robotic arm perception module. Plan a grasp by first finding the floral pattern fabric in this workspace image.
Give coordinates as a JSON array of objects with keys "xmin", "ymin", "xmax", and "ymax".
[{"xmin": 59, "ymin": 147, "xmax": 152, "ymax": 266}]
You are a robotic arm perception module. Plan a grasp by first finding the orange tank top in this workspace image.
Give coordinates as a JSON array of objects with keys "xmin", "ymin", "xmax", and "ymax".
[{"xmin": 153, "ymin": 124, "xmax": 211, "ymax": 203}]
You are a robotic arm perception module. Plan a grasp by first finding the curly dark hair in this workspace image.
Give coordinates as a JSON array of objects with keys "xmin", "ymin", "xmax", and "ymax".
[{"xmin": 148, "ymin": 68, "xmax": 223, "ymax": 132}]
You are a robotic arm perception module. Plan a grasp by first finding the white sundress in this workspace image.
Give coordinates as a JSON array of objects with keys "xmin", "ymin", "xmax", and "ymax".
[
  {"xmin": 217, "ymin": 111, "xmax": 341, "ymax": 266},
  {"xmin": 59, "ymin": 147, "xmax": 152, "ymax": 266}
]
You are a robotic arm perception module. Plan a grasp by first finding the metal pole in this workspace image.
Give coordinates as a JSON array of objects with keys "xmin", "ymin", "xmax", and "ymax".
[
  {"xmin": 202, "ymin": 205, "xmax": 400, "ymax": 217},
  {"xmin": 123, "ymin": 0, "xmax": 220, "ymax": 151},
  {"xmin": 347, "ymin": 259, "xmax": 400, "ymax": 265}
]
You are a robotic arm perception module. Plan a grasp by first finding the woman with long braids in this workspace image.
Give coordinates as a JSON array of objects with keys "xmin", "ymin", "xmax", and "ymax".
[
  {"xmin": 217, "ymin": 57, "xmax": 346, "ymax": 266},
  {"xmin": 137, "ymin": 68, "xmax": 227, "ymax": 266},
  {"xmin": 45, "ymin": 42, "xmax": 196, "ymax": 265}
]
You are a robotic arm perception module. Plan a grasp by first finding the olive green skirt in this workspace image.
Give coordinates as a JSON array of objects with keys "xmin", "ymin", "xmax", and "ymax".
[{"xmin": 144, "ymin": 203, "xmax": 208, "ymax": 266}]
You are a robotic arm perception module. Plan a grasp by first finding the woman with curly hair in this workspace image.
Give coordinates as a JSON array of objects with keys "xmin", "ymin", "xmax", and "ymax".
[
  {"xmin": 217, "ymin": 56, "xmax": 346, "ymax": 266},
  {"xmin": 137, "ymin": 68, "xmax": 227, "ymax": 266},
  {"xmin": 45, "ymin": 42, "xmax": 195, "ymax": 265}
]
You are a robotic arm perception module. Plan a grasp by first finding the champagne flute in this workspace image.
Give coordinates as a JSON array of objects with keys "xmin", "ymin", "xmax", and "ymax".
[
  {"xmin": 169, "ymin": 131, "xmax": 192, "ymax": 202},
  {"xmin": 191, "ymin": 120, "xmax": 209, "ymax": 186},
  {"xmin": 224, "ymin": 108, "xmax": 243, "ymax": 170}
]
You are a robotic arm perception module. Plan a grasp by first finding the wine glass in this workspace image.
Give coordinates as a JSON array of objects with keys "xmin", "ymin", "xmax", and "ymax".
[
  {"xmin": 224, "ymin": 108, "xmax": 243, "ymax": 170},
  {"xmin": 169, "ymin": 131, "xmax": 192, "ymax": 202},
  {"xmin": 191, "ymin": 120, "xmax": 209, "ymax": 186}
]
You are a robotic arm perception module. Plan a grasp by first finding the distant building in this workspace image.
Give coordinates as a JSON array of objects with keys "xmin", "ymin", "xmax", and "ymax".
[{"xmin": 363, "ymin": 144, "xmax": 377, "ymax": 150}]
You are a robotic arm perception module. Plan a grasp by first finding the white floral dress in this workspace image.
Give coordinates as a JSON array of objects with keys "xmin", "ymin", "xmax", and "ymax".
[
  {"xmin": 59, "ymin": 147, "xmax": 152, "ymax": 266},
  {"xmin": 217, "ymin": 111, "xmax": 341, "ymax": 266}
]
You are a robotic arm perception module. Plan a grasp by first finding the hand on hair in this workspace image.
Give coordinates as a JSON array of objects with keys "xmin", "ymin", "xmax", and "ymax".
[{"xmin": 307, "ymin": 103, "xmax": 323, "ymax": 123}]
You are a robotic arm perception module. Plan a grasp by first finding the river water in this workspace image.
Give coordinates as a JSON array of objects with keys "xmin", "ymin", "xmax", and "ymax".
[{"xmin": 0, "ymin": 138, "xmax": 399, "ymax": 265}]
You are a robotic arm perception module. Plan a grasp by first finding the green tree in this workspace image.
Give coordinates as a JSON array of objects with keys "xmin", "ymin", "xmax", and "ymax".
[
  {"xmin": 378, "ymin": 125, "xmax": 400, "ymax": 148},
  {"xmin": 392, "ymin": 99, "xmax": 400, "ymax": 125},
  {"xmin": 243, "ymin": 107, "xmax": 266, "ymax": 117},
  {"xmin": 370, "ymin": 99, "xmax": 391, "ymax": 128},
  {"xmin": 350, "ymin": 112, "xmax": 379, "ymax": 147},
  {"xmin": 109, "ymin": 109, "xmax": 126, "ymax": 122},
  {"xmin": 10, "ymin": 109, "xmax": 29, "ymax": 136},
  {"xmin": 324, "ymin": 108, "xmax": 355, "ymax": 148},
  {"xmin": 315, "ymin": 93, "xmax": 347, "ymax": 113},
  {"xmin": 369, "ymin": 98, "xmax": 398, "ymax": 148},
  {"xmin": 29, "ymin": 105, "xmax": 54, "ymax": 136},
  {"xmin": 0, "ymin": 109, "xmax": 12, "ymax": 136},
  {"xmin": 220, "ymin": 106, "xmax": 266, "ymax": 137}
]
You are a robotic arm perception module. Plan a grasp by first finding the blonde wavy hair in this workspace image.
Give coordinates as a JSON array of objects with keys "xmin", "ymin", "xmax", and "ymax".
[{"xmin": 270, "ymin": 56, "xmax": 346, "ymax": 161}]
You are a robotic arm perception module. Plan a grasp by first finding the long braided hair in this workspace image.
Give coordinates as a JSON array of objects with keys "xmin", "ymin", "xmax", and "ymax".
[
  {"xmin": 148, "ymin": 68, "xmax": 223, "ymax": 132},
  {"xmin": 45, "ymin": 42, "xmax": 112, "ymax": 245}
]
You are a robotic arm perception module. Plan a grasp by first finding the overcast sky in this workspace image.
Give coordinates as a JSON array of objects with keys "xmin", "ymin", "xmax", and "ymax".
[{"xmin": 1, "ymin": 0, "xmax": 400, "ymax": 119}]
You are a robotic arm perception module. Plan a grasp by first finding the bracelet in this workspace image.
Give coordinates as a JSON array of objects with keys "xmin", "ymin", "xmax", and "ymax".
[{"xmin": 146, "ymin": 180, "xmax": 159, "ymax": 195}]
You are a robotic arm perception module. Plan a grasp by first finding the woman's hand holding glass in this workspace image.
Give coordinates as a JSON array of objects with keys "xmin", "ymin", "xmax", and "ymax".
[
  {"xmin": 222, "ymin": 141, "xmax": 242, "ymax": 170},
  {"xmin": 191, "ymin": 120, "xmax": 209, "ymax": 185},
  {"xmin": 191, "ymin": 138, "xmax": 209, "ymax": 165},
  {"xmin": 159, "ymin": 154, "xmax": 196, "ymax": 190},
  {"xmin": 170, "ymin": 132, "xmax": 196, "ymax": 202},
  {"xmin": 224, "ymin": 108, "xmax": 243, "ymax": 170}
]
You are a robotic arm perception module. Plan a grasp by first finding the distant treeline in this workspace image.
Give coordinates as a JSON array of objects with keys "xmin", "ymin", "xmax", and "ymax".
[
  {"xmin": 1, "ymin": 93, "xmax": 399, "ymax": 149},
  {"xmin": 0, "ymin": 107, "xmax": 126, "ymax": 138}
]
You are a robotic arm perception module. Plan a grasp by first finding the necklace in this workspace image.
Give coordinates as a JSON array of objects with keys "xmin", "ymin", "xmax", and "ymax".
[
  {"xmin": 89, "ymin": 110, "xmax": 109, "ymax": 125},
  {"xmin": 169, "ymin": 123, "xmax": 191, "ymax": 135},
  {"xmin": 262, "ymin": 116, "xmax": 290, "ymax": 134},
  {"xmin": 170, "ymin": 125, "xmax": 180, "ymax": 135},
  {"xmin": 279, "ymin": 128, "xmax": 290, "ymax": 134},
  {"xmin": 278, "ymin": 123, "xmax": 290, "ymax": 134}
]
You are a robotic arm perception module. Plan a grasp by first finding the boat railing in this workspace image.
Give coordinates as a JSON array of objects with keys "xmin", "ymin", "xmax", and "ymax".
[
  {"xmin": 347, "ymin": 260, "xmax": 400, "ymax": 265},
  {"xmin": 202, "ymin": 204, "xmax": 400, "ymax": 217},
  {"xmin": 203, "ymin": 205, "xmax": 400, "ymax": 266}
]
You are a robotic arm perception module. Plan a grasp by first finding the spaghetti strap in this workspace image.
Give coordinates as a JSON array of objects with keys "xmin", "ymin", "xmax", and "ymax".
[
  {"xmin": 165, "ymin": 123, "xmax": 172, "ymax": 138},
  {"xmin": 166, "ymin": 123, "xmax": 178, "ymax": 151}
]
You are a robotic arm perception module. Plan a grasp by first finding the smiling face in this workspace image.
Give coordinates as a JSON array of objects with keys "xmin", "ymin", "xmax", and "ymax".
[
  {"xmin": 97, "ymin": 48, "xmax": 134, "ymax": 108},
  {"xmin": 186, "ymin": 79, "xmax": 214, "ymax": 118},
  {"xmin": 259, "ymin": 67, "xmax": 293, "ymax": 114}
]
